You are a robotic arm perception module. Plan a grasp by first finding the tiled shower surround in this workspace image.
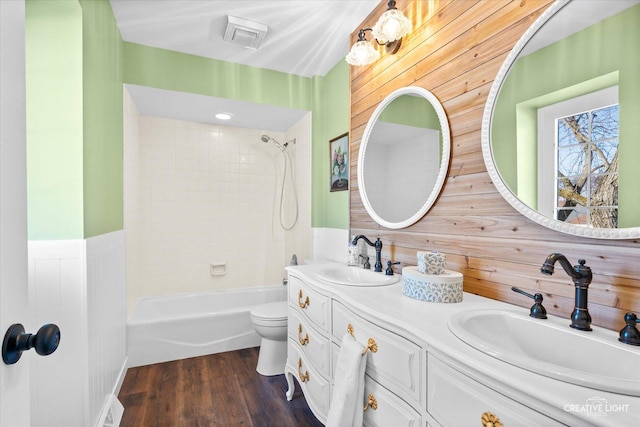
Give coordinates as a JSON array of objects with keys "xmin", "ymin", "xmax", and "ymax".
[{"xmin": 124, "ymin": 90, "xmax": 311, "ymax": 312}]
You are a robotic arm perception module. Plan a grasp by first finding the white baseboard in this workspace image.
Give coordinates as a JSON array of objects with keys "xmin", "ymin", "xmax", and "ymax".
[
  {"xmin": 95, "ymin": 393, "xmax": 125, "ymax": 427},
  {"xmin": 95, "ymin": 356, "xmax": 128, "ymax": 426},
  {"xmin": 112, "ymin": 357, "xmax": 128, "ymax": 400}
]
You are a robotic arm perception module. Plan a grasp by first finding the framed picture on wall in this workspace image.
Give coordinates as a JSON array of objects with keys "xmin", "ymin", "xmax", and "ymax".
[{"xmin": 330, "ymin": 132, "xmax": 349, "ymax": 192}]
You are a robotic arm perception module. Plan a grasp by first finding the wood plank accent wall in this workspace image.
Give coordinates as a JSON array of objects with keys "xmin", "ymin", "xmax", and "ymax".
[{"xmin": 349, "ymin": 0, "xmax": 639, "ymax": 331}]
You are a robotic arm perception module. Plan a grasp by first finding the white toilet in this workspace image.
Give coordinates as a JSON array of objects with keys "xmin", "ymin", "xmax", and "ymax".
[{"xmin": 250, "ymin": 301, "xmax": 288, "ymax": 376}]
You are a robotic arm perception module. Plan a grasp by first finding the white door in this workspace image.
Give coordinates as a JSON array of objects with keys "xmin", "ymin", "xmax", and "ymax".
[{"xmin": 0, "ymin": 1, "xmax": 31, "ymax": 426}]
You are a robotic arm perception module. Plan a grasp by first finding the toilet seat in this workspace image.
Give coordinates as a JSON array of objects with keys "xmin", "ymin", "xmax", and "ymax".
[
  {"xmin": 250, "ymin": 301, "xmax": 287, "ymax": 320},
  {"xmin": 250, "ymin": 301, "xmax": 288, "ymax": 327}
]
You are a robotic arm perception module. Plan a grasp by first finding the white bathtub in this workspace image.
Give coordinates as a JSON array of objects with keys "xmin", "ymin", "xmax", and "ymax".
[{"xmin": 127, "ymin": 286, "xmax": 287, "ymax": 367}]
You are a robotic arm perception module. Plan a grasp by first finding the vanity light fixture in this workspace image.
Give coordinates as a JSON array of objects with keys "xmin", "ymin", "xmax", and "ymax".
[
  {"xmin": 372, "ymin": 0, "xmax": 412, "ymax": 48},
  {"xmin": 345, "ymin": 29, "xmax": 381, "ymax": 66},
  {"xmin": 346, "ymin": 0, "xmax": 411, "ymax": 66}
]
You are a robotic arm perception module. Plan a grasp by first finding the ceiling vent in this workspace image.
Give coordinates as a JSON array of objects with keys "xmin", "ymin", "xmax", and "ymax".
[{"xmin": 223, "ymin": 16, "xmax": 268, "ymax": 50}]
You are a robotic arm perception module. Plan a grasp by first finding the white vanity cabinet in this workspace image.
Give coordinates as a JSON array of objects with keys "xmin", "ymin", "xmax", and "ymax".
[
  {"xmin": 285, "ymin": 275, "xmax": 332, "ymax": 422},
  {"xmin": 284, "ymin": 266, "xmax": 639, "ymax": 427},
  {"xmin": 288, "ymin": 275, "xmax": 330, "ymax": 330},
  {"xmin": 427, "ymin": 354, "xmax": 560, "ymax": 426},
  {"xmin": 287, "ymin": 339, "xmax": 331, "ymax": 417},
  {"xmin": 288, "ymin": 309, "xmax": 331, "ymax": 377},
  {"xmin": 362, "ymin": 375, "xmax": 421, "ymax": 427},
  {"xmin": 331, "ymin": 301, "xmax": 422, "ymax": 407},
  {"xmin": 331, "ymin": 302, "xmax": 422, "ymax": 426},
  {"xmin": 285, "ymin": 271, "xmax": 424, "ymax": 425}
]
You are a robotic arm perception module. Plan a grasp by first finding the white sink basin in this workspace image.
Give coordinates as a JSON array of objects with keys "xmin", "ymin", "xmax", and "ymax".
[
  {"xmin": 448, "ymin": 309, "xmax": 640, "ymax": 396},
  {"xmin": 317, "ymin": 267, "xmax": 400, "ymax": 286}
]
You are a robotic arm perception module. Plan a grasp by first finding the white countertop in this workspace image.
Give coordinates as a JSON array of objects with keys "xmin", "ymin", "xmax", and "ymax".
[{"xmin": 287, "ymin": 263, "xmax": 640, "ymax": 427}]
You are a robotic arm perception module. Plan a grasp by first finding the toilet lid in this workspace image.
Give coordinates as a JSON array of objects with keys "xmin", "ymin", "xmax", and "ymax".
[{"xmin": 250, "ymin": 301, "xmax": 288, "ymax": 320}]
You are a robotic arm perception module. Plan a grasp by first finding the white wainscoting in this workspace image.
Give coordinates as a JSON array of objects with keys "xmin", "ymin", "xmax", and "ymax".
[
  {"xmin": 312, "ymin": 227, "xmax": 349, "ymax": 263},
  {"xmin": 86, "ymin": 231, "xmax": 127, "ymax": 426},
  {"xmin": 28, "ymin": 231, "xmax": 126, "ymax": 427}
]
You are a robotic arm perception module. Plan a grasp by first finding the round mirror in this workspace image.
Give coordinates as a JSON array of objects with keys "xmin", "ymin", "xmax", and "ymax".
[
  {"xmin": 482, "ymin": 0, "xmax": 640, "ymax": 239},
  {"xmin": 358, "ymin": 86, "xmax": 450, "ymax": 229}
]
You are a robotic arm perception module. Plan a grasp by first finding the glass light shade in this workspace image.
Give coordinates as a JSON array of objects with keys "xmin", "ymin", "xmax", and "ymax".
[
  {"xmin": 371, "ymin": 9, "xmax": 411, "ymax": 44},
  {"xmin": 346, "ymin": 40, "xmax": 380, "ymax": 66}
]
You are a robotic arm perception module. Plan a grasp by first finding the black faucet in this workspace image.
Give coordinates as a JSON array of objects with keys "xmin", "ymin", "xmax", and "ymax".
[
  {"xmin": 619, "ymin": 313, "xmax": 640, "ymax": 346},
  {"xmin": 511, "ymin": 287, "xmax": 547, "ymax": 319},
  {"xmin": 352, "ymin": 235, "xmax": 383, "ymax": 272},
  {"xmin": 540, "ymin": 253, "xmax": 593, "ymax": 331},
  {"xmin": 385, "ymin": 261, "xmax": 400, "ymax": 276},
  {"xmin": 618, "ymin": 313, "xmax": 640, "ymax": 345}
]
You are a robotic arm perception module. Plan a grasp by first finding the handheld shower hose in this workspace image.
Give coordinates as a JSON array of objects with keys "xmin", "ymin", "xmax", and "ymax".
[{"xmin": 261, "ymin": 135, "xmax": 299, "ymax": 230}]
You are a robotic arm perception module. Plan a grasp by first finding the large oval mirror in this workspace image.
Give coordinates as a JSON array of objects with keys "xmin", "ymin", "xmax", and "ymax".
[
  {"xmin": 482, "ymin": 0, "xmax": 640, "ymax": 239},
  {"xmin": 358, "ymin": 86, "xmax": 450, "ymax": 229}
]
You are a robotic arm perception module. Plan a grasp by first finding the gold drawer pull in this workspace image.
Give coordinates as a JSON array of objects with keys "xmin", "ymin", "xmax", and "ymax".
[
  {"xmin": 298, "ymin": 324, "xmax": 309, "ymax": 346},
  {"xmin": 364, "ymin": 338, "xmax": 378, "ymax": 354},
  {"xmin": 481, "ymin": 412, "xmax": 503, "ymax": 427},
  {"xmin": 347, "ymin": 323, "xmax": 378, "ymax": 355},
  {"xmin": 298, "ymin": 289, "xmax": 310, "ymax": 309},
  {"xmin": 363, "ymin": 394, "xmax": 378, "ymax": 411},
  {"xmin": 297, "ymin": 358, "xmax": 309, "ymax": 382}
]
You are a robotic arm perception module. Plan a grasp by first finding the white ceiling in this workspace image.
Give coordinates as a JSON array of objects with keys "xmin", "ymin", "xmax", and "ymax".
[
  {"xmin": 125, "ymin": 83, "xmax": 309, "ymax": 132},
  {"xmin": 111, "ymin": 0, "xmax": 379, "ymax": 131},
  {"xmin": 111, "ymin": 0, "xmax": 378, "ymax": 78}
]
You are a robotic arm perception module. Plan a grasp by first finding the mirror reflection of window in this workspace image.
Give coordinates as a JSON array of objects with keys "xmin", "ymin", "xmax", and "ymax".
[
  {"xmin": 556, "ymin": 104, "xmax": 619, "ymax": 227},
  {"xmin": 486, "ymin": 1, "xmax": 640, "ymax": 237},
  {"xmin": 537, "ymin": 86, "xmax": 619, "ymax": 228}
]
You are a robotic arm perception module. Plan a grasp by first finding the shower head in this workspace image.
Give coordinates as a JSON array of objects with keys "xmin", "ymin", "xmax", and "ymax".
[{"xmin": 260, "ymin": 134, "xmax": 287, "ymax": 152}]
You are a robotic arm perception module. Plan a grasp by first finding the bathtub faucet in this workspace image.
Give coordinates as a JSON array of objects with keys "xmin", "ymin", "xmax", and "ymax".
[{"xmin": 352, "ymin": 235, "xmax": 383, "ymax": 272}]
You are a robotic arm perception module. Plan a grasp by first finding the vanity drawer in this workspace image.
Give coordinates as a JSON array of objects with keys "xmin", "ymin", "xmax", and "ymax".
[
  {"xmin": 332, "ymin": 300, "xmax": 421, "ymax": 403},
  {"xmin": 427, "ymin": 354, "xmax": 561, "ymax": 426},
  {"xmin": 288, "ymin": 340, "xmax": 330, "ymax": 420},
  {"xmin": 363, "ymin": 375, "xmax": 421, "ymax": 427},
  {"xmin": 288, "ymin": 309, "xmax": 330, "ymax": 377},
  {"xmin": 329, "ymin": 345, "xmax": 421, "ymax": 427},
  {"xmin": 288, "ymin": 275, "xmax": 330, "ymax": 331}
]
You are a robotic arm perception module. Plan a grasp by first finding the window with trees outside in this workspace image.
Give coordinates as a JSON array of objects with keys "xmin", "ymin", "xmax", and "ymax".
[{"xmin": 537, "ymin": 86, "xmax": 619, "ymax": 228}]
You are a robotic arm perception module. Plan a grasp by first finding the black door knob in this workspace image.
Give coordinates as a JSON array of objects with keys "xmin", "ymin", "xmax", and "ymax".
[{"xmin": 2, "ymin": 323, "xmax": 61, "ymax": 365}]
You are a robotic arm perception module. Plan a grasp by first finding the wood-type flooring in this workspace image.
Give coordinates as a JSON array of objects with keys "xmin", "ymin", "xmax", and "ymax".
[{"xmin": 118, "ymin": 347, "xmax": 323, "ymax": 426}]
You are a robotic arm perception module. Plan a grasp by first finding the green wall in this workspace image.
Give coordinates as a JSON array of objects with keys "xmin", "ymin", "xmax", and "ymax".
[
  {"xmin": 80, "ymin": 0, "xmax": 124, "ymax": 237},
  {"xmin": 123, "ymin": 43, "xmax": 313, "ymax": 112},
  {"xmin": 312, "ymin": 60, "xmax": 350, "ymax": 229},
  {"xmin": 379, "ymin": 94, "xmax": 439, "ymax": 130},
  {"xmin": 26, "ymin": 0, "xmax": 123, "ymax": 240},
  {"xmin": 493, "ymin": 4, "xmax": 640, "ymax": 227},
  {"xmin": 26, "ymin": 0, "xmax": 84, "ymax": 239}
]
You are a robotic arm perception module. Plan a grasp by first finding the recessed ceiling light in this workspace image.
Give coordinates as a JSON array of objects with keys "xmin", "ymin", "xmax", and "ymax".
[{"xmin": 215, "ymin": 113, "xmax": 233, "ymax": 120}]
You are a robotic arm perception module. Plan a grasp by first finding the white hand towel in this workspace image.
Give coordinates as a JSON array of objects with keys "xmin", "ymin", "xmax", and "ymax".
[{"xmin": 326, "ymin": 333, "xmax": 368, "ymax": 427}]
